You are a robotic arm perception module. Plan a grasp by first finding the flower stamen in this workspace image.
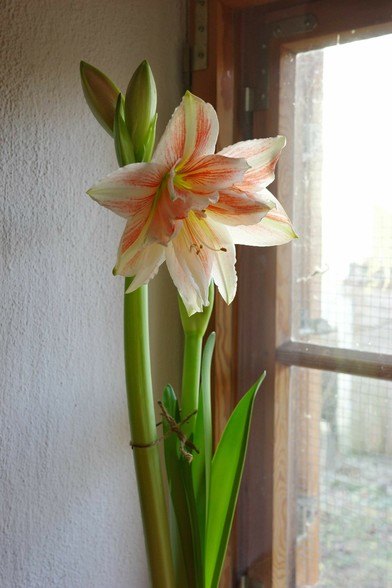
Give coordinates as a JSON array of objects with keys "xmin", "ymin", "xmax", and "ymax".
[{"xmin": 190, "ymin": 242, "xmax": 227, "ymax": 255}]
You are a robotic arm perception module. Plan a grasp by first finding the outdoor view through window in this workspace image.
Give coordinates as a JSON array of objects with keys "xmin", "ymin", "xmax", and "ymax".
[{"xmin": 289, "ymin": 33, "xmax": 392, "ymax": 587}]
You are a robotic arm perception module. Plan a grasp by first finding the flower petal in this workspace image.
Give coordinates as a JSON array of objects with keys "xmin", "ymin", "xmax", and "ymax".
[
  {"xmin": 114, "ymin": 216, "xmax": 153, "ymax": 274},
  {"xmin": 181, "ymin": 92, "xmax": 219, "ymax": 164},
  {"xmin": 152, "ymin": 98, "xmax": 185, "ymax": 168},
  {"xmin": 219, "ymin": 136, "xmax": 286, "ymax": 190},
  {"xmin": 207, "ymin": 220, "xmax": 237, "ymax": 305},
  {"xmin": 165, "ymin": 212, "xmax": 217, "ymax": 314},
  {"xmin": 147, "ymin": 181, "xmax": 188, "ymax": 245},
  {"xmin": 165, "ymin": 242, "xmax": 207, "ymax": 315},
  {"xmin": 123, "ymin": 243, "xmax": 166, "ymax": 290},
  {"xmin": 177, "ymin": 154, "xmax": 249, "ymax": 195},
  {"xmin": 226, "ymin": 193, "xmax": 297, "ymax": 246},
  {"xmin": 165, "ymin": 243, "xmax": 208, "ymax": 315},
  {"xmin": 207, "ymin": 188, "xmax": 274, "ymax": 226},
  {"xmin": 153, "ymin": 92, "xmax": 218, "ymax": 170},
  {"xmin": 152, "ymin": 92, "xmax": 219, "ymax": 168},
  {"xmin": 87, "ymin": 162, "xmax": 165, "ymax": 218}
]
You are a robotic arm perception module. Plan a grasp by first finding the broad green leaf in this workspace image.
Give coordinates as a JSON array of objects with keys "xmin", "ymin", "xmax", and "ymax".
[
  {"xmin": 192, "ymin": 332, "xmax": 215, "ymax": 560},
  {"xmin": 113, "ymin": 95, "xmax": 135, "ymax": 166},
  {"xmin": 179, "ymin": 455, "xmax": 203, "ymax": 588},
  {"xmin": 205, "ymin": 373, "xmax": 266, "ymax": 588}
]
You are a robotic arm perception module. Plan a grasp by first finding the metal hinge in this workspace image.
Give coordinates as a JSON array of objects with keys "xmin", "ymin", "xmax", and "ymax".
[
  {"xmin": 192, "ymin": 0, "xmax": 208, "ymax": 71},
  {"xmin": 272, "ymin": 13, "xmax": 317, "ymax": 39},
  {"xmin": 244, "ymin": 13, "xmax": 318, "ymax": 114}
]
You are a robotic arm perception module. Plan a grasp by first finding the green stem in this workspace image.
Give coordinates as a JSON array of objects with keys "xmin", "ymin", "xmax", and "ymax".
[
  {"xmin": 179, "ymin": 284, "xmax": 214, "ymax": 438},
  {"xmin": 124, "ymin": 280, "xmax": 175, "ymax": 588},
  {"xmin": 181, "ymin": 333, "xmax": 203, "ymax": 438}
]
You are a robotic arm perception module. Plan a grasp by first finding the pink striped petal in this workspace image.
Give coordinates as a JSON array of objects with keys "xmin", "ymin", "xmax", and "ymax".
[
  {"xmin": 152, "ymin": 92, "xmax": 218, "ymax": 170},
  {"xmin": 152, "ymin": 99, "xmax": 185, "ymax": 168},
  {"xmin": 147, "ymin": 182, "xmax": 189, "ymax": 245},
  {"xmin": 114, "ymin": 217, "xmax": 153, "ymax": 274},
  {"xmin": 219, "ymin": 136, "xmax": 286, "ymax": 190},
  {"xmin": 207, "ymin": 188, "xmax": 273, "ymax": 226},
  {"xmin": 177, "ymin": 154, "xmax": 249, "ymax": 194},
  {"xmin": 87, "ymin": 162, "xmax": 165, "ymax": 218},
  {"xmin": 167, "ymin": 168, "xmax": 218, "ymax": 213},
  {"xmin": 122, "ymin": 243, "xmax": 166, "ymax": 290},
  {"xmin": 181, "ymin": 92, "xmax": 219, "ymax": 163},
  {"xmin": 226, "ymin": 194, "xmax": 297, "ymax": 246}
]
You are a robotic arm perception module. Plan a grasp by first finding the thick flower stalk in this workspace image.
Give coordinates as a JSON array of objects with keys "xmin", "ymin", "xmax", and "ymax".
[
  {"xmin": 88, "ymin": 91, "xmax": 296, "ymax": 315},
  {"xmin": 82, "ymin": 60, "xmax": 176, "ymax": 588}
]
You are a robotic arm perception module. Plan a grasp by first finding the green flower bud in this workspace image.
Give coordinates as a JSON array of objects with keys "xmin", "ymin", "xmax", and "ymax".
[
  {"xmin": 114, "ymin": 95, "xmax": 135, "ymax": 166},
  {"xmin": 178, "ymin": 282, "xmax": 215, "ymax": 337},
  {"xmin": 80, "ymin": 61, "xmax": 121, "ymax": 137},
  {"xmin": 124, "ymin": 60, "xmax": 157, "ymax": 161},
  {"xmin": 142, "ymin": 113, "xmax": 158, "ymax": 163}
]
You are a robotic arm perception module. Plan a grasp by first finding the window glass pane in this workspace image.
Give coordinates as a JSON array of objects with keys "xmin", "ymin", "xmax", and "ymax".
[
  {"xmin": 291, "ymin": 34, "xmax": 392, "ymax": 353},
  {"xmin": 290, "ymin": 367, "xmax": 392, "ymax": 588}
]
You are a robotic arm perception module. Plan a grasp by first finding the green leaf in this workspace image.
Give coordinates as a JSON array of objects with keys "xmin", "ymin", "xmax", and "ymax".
[
  {"xmin": 179, "ymin": 455, "xmax": 203, "ymax": 588},
  {"xmin": 192, "ymin": 332, "xmax": 215, "ymax": 560},
  {"xmin": 113, "ymin": 95, "xmax": 135, "ymax": 166},
  {"xmin": 205, "ymin": 372, "xmax": 266, "ymax": 588},
  {"xmin": 161, "ymin": 385, "xmax": 198, "ymax": 588}
]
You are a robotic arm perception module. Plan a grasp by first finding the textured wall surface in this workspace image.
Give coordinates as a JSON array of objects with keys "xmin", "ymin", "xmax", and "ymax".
[{"xmin": 1, "ymin": 1, "xmax": 184, "ymax": 586}]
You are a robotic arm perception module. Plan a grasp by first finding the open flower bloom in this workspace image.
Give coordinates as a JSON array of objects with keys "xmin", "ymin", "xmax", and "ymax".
[{"xmin": 88, "ymin": 92, "xmax": 296, "ymax": 315}]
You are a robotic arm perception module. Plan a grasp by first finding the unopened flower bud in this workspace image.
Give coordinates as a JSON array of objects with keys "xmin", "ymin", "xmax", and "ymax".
[
  {"xmin": 80, "ymin": 61, "xmax": 121, "ymax": 137},
  {"xmin": 179, "ymin": 282, "xmax": 215, "ymax": 333},
  {"xmin": 124, "ymin": 60, "xmax": 157, "ymax": 161},
  {"xmin": 114, "ymin": 95, "xmax": 135, "ymax": 166}
]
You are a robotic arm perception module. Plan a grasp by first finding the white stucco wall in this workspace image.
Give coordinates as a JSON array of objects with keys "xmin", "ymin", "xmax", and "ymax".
[{"xmin": 1, "ymin": 1, "xmax": 184, "ymax": 586}]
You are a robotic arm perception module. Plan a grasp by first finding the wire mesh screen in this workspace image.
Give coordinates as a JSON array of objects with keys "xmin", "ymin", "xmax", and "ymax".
[
  {"xmin": 287, "ymin": 33, "xmax": 392, "ymax": 587},
  {"xmin": 290, "ymin": 368, "xmax": 392, "ymax": 587},
  {"xmin": 291, "ymin": 34, "xmax": 392, "ymax": 354}
]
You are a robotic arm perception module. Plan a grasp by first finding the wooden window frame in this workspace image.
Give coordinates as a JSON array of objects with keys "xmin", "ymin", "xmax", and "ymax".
[{"xmin": 190, "ymin": 1, "xmax": 392, "ymax": 586}]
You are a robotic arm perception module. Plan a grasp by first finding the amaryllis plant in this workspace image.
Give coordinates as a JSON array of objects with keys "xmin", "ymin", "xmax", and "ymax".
[{"xmin": 80, "ymin": 60, "xmax": 296, "ymax": 588}]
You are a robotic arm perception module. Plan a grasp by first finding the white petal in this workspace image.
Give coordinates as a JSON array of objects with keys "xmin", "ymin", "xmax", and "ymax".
[
  {"xmin": 227, "ymin": 195, "xmax": 297, "ymax": 246},
  {"xmin": 207, "ymin": 188, "xmax": 274, "ymax": 227},
  {"xmin": 181, "ymin": 92, "xmax": 219, "ymax": 164},
  {"xmin": 219, "ymin": 136, "xmax": 286, "ymax": 163},
  {"xmin": 209, "ymin": 222, "xmax": 237, "ymax": 305},
  {"xmin": 165, "ymin": 214, "xmax": 217, "ymax": 314},
  {"xmin": 115, "ymin": 219, "xmax": 156, "ymax": 275},
  {"xmin": 165, "ymin": 241, "xmax": 207, "ymax": 315},
  {"xmin": 87, "ymin": 162, "xmax": 165, "ymax": 218},
  {"xmin": 123, "ymin": 243, "xmax": 166, "ymax": 290},
  {"xmin": 152, "ymin": 99, "xmax": 186, "ymax": 168},
  {"xmin": 153, "ymin": 93, "xmax": 218, "ymax": 170},
  {"xmin": 219, "ymin": 136, "xmax": 286, "ymax": 190},
  {"xmin": 177, "ymin": 154, "xmax": 249, "ymax": 194}
]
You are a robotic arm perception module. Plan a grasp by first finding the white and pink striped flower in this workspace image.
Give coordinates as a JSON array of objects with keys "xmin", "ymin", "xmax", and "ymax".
[{"xmin": 88, "ymin": 91, "xmax": 296, "ymax": 315}]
